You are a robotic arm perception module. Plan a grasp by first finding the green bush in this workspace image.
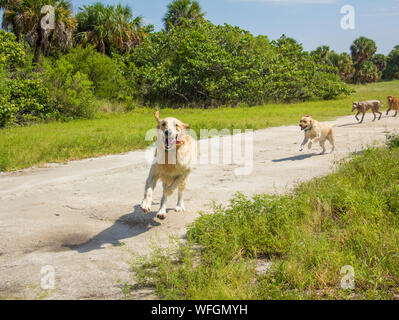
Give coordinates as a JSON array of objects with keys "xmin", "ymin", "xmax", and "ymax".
[
  {"xmin": 7, "ymin": 78, "xmax": 53, "ymax": 123},
  {"xmin": 0, "ymin": 65, "xmax": 52, "ymax": 127},
  {"xmin": 0, "ymin": 30, "xmax": 26, "ymax": 70},
  {"xmin": 57, "ymin": 46, "xmax": 130, "ymax": 100},
  {"xmin": 127, "ymin": 21, "xmax": 352, "ymax": 107},
  {"xmin": 44, "ymin": 59, "xmax": 96, "ymax": 119},
  {"xmin": 0, "ymin": 32, "xmax": 54, "ymax": 127}
]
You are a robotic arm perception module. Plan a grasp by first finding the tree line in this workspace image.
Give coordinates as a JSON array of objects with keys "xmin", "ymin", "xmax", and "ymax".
[
  {"xmin": 311, "ymin": 38, "xmax": 399, "ymax": 84},
  {"xmin": 0, "ymin": 0, "xmax": 398, "ymax": 128}
]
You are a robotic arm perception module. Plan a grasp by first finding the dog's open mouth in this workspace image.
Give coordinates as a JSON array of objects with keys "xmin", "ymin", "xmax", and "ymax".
[
  {"xmin": 164, "ymin": 136, "xmax": 183, "ymax": 151},
  {"xmin": 165, "ymin": 137, "xmax": 177, "ymax": 151}
]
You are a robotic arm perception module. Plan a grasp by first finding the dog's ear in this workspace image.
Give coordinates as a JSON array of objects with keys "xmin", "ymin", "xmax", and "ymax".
[
  {"xmin": 155, "ymin": 111, "xmax": 161, "ymax": 124},
  {"xmin": 182, "ymin": 123, "xmax": 190, "ymax": 130}
]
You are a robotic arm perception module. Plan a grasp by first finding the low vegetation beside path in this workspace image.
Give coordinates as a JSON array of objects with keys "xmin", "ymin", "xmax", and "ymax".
[{"xmin": 130, "ymin": 135, "xmax": 399, "ymax": 300}]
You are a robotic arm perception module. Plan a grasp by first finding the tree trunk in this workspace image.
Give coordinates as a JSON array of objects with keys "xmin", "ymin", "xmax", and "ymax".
[
  {"xmin": 15, "ymin": 32, "xmax": 21, "ymax": 43},
  {"xmin": 44, "ymin": 32, "xmax": 54, "ymax": 56},
  {"xmin": 33, "ymin": 29, "xmax": 43, "ymax": 65},
  {"xmin": 12, "ymin": 18, "xmax": 21, "ymax": 43}
]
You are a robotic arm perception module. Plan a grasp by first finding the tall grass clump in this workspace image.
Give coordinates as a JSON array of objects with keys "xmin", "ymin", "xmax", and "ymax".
[{"xmin": 132, "ymin": 136, "xmax": 399, "ymax": 300}]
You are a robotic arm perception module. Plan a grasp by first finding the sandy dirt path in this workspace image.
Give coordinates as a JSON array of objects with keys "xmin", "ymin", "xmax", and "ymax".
[{"xmin": 0, "ymin": 115, "xmax": 398, "ymax": 300}]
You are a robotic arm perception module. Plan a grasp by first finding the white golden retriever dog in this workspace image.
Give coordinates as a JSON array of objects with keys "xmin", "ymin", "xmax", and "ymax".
[
  {"xmin": 140, "ymin": 111, "xmax": 197, "ymax": 220},
  {"xmin": 299, "ymin": 115, "xmax": 335, "ymax": 154}
]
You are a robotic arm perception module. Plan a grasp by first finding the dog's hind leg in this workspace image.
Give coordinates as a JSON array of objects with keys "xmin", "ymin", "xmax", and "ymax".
[
  {"xmin": 327, "ymin": 134, "xmax": 335, "ymax": 153},
  {"xmin": 319, "ymin": 140, "xmax": 326, "ymax": 154}
]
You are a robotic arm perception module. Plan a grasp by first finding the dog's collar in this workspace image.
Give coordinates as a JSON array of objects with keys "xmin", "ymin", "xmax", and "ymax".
[{"xmin": 304, "ymin": 126, "xmax": 313, "ymax": 133}]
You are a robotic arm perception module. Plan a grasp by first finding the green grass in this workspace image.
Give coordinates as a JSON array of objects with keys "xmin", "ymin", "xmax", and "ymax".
[
  {"xmin": 1, "ymin": 80, "xmax": 398, "ymax": 172},
  {"xmin": 130, "ymin": 135, "xmax": 399, "ymax": 300}
]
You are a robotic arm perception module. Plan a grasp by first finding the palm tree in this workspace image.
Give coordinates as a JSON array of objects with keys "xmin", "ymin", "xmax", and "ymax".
[
  {"xmin": 1, "ymin": 0, "xmax": 23, "ymax": 42},
  {"xmin": 163, "ymin": 0, "xmax": 205, "ymax": 32},
  {"xmin": 337, "ymin": 53, "xmax": 355, "ymax": 83},
  {"xmin": 384, "ymin": 46, "xmax": 399, "ymax": 80},
  {"xmin": 1, "ymin": 0, "xmax": 76, "ymax": 63},
  {"xmin": 311, "ymin": 45, "xmax": 339, "ymax": 66},
  {"xmin": 75, "ymin": 2, "xmax": 150, "ymax": 54},
  {"xmin": 350, "ymin": 37, "xmax": 377, "ymax": 65},
  {"xmin": 355, "ymin": 61, "xmax": 379, "ymax": 84},
  {"xmin": 371, "ymin": 54, "xmax": 387, "ymax": 72},
  {"xmin": 350, "ymin": 37, "xmax": 378, "ymax": 83}
]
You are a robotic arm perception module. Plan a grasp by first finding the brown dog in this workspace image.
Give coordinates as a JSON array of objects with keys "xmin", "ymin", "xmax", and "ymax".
[
  {"xmin": 299, "ymin": 116, "xmax": 335, "ymax": 154},
  {"xmin": 140, "ymin": 111, "xmax": 197, "ymax": 220},
  {"xmin": 352, "ymin": 100, "xmax": 382, "ymax": 123},
  {"xmin": 387, "ymin": 95, "xmax": 399, "ymax": 117}
]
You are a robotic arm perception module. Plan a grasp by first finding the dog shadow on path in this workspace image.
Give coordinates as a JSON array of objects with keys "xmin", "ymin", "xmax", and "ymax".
[
  {"xmin": 64, "ymin": 205, "xmax": 161, "ymax": 253},
  {"xmin": 272, "ymin": 153, "xmax": 321, "ymax": 163},
  {"xmin": 336, "ymin": 122, "xmax": 364, "ymax": 128}
]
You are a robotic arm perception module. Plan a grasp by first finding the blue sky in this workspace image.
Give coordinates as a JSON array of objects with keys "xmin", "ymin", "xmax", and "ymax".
[
  {"xmin": 14, "ymin": 0, "xmax": 399, "ymax": 54},
  {"xmin": 70, "ymin": 0, "xmax": 399, "ymax": 54}
]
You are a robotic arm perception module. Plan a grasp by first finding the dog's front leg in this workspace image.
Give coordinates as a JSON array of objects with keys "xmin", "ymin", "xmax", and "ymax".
[
  {"xmin": 157, "ymin": 186, "xmax": 168, "ymax": 220},
  {"xmin": 175, "ymin": 177, "xmax": 189, "ymax": 213},
  {"xmin": 299, "ymin": 137, "xmax": 309, "ymax": 152},
  {"xmin": 141, "ymin": 166, "xmax": 158, "ymax": 214}
]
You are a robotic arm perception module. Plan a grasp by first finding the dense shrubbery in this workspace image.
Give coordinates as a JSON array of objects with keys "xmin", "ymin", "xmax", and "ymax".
[
  {"xmin": 0, "ymin": 73, "xmax": 53, "ymax": 127},
  {"xmin": 127, "ymin": 21, "xmax": 351, "ymax": 107},
  {"xmin": 0, "ymin": 32, "xmax": 97, "ymax": 127},
  {"xmin": 43, "ymin": 59, "xmax": 96, "ymax": 119},
  {"xmin": 0, "ymin": 31, "xmax": 53, "ymax": 127},
  {"xmin": 56, "ymin": 46, "xmax": 130, "ymax": 100},
  {"xmin": 5, "ymin": 77, "xmax": 52, "ymax": 125},
  {"xmin": 0, "ymin": 31, "xmax": 26, "ymax": 69}
]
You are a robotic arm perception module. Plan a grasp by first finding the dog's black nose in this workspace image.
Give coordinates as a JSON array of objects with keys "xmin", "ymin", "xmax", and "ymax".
[{"xmin": 165, "ymin": 129, "xmax": 172, "ymax": 137}]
